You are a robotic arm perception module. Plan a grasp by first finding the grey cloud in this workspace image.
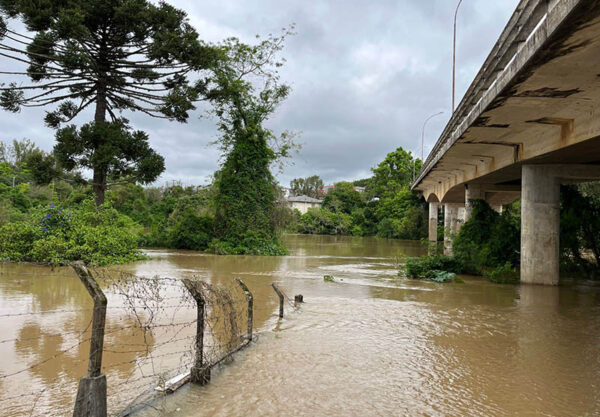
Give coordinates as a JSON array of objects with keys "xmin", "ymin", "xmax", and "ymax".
[{"xmin": 0, "ymin": 0, "xmax": 520, "ymax": 188}]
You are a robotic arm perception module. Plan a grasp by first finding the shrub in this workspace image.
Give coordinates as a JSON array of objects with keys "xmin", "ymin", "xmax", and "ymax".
[
  {"xmin": 486, "ymin": 262, "xmax": 519, "ymax": 284},
  {"xmin": 453, "ymin": 200, "xmax": 520, "ymax": 274},
  {"xmin": 167, "ymin": 210, "xmax": 214, "ymax": 251},
  {"xmin": 405, "ymin": 254, "xmax": 464, "ymax": 279},
  {"xmin": 0, "ymin": 200, "xmax": 144, "ymax": 265}
]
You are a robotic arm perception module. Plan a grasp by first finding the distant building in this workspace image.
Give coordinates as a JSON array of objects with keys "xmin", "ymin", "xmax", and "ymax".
[{"xmin": 287, "ymin": 195, "xmax": 323, "ymax": 214}]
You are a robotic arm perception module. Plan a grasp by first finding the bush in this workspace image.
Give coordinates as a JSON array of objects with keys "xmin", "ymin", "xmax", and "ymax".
[
  {"xmin": 297, "ymin": 208, "xmax": 353, "ymax": 235},
  {"xmin": 208, "ymin": 234, "xmax": 288, "ymax": 256},
  {"xmin": 453, "ymin": 200, "xmax": 519, "ymax": 274},
  {"xmin": 405, "ymin": 254, "xmax": 464, "ymax": 279},
  {"xmin": 486, "ymin": 262, "xmax": 519, "ymax": 284},
  {"xmin": 167, "ymin": 210, "xmax": 214, "ymax": 251},
  {"xmin": 0, "ymin": 200, "xmax": 144, "ymax": 265}
]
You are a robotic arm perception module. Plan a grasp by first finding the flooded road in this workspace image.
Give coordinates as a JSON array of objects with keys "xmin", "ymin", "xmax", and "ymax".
[{"xmin": 2, "ymin": 235, "xmax": 600, "ymax": 416}]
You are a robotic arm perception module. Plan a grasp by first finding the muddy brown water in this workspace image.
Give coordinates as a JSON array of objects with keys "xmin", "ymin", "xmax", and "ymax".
[{"xmin": 2, "ymin": 234, "xmax": 600, "ymax": 416}]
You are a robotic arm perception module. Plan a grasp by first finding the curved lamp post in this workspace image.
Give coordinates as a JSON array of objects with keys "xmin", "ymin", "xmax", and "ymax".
[
  {"xmin": 421, "ymin": 111, "xmax": 444, "ymax": 162},
  {"xmin": 452, "ymin": 0, "xmax": 463, "ymax": 113}
]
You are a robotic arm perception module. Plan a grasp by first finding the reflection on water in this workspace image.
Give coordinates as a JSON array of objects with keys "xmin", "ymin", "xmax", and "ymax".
[{"xmin": 2, "ymin": 235, "xmax": 600, "ymax": 416}]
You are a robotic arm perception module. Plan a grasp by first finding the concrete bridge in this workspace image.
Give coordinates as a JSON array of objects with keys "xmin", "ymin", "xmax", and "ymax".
[{"xmin": 412, "ymin": 0, "xmax": 600, "ymax": 285}]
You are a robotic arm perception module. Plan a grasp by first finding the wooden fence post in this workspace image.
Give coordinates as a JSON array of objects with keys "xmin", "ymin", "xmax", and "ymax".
[
  {"xmin": 181, "ymin": 279, "xmax": 210, "ymax": 385},
  {"xmin": 271, "ymin": 283, "xmax": 284, "ymax": 318},
  {"xmin": 72, "ymin": 261, "xmax": 107, "ymax": 417},
  {"xmin": 236, "ymin": 278, "xmax": 253, "ymax": 341}
]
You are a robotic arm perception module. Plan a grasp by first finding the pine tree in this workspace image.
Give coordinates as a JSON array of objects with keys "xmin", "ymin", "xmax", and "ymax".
[{"xmin": 0, "ymin": 0, "xmax": 220, "ymax": 204}]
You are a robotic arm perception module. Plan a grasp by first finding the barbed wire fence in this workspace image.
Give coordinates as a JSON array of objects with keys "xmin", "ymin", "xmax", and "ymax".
[{"xmin": 0, "ymin": 262, "xmax": 302, "ymax": 417}]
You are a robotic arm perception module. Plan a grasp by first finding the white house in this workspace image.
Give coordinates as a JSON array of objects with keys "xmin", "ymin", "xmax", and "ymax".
[{"xmin": 287, "ymin": 195, "xmax": 323, "ymax": 214}]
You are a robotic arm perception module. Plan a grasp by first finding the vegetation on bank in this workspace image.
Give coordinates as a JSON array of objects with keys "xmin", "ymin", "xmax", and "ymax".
[
  {"xmin": 0, "ymin": 0, "xmax": 296, "ymax": 262},
  {"xmin": 291, "ymin": 147, "xmax": 428, "ymax": 241},
  {"xmin": 405, "ymin": 188, "xmax": 600, "ymax": 283}
]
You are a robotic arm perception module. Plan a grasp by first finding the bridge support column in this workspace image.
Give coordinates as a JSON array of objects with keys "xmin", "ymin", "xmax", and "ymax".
[
  {"xmin": 465, "ymin": 184, "xmax": 485, "ymax": 221},
  {"xmin": 443, "ymin": 204, "xmax": 459, "ymax": 256},
  {"xmin": 521, "ymin": 165, "xmax": 560, "ymax": 285},
  {"xmin": 428, "ymin": 202, "xmax": 439, "ymax": 243}
]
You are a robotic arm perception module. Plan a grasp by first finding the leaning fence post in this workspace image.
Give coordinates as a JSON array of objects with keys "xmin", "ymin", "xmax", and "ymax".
[
  {"xmin": 181, "ymin": 279, "xmax": 210, "ymax": 385},
  {"xmin": 236, "ymin": 278, "xmax": 253, "ymax": 342},
  {"xmin": 71, "ymin": 261, "xmax": 107, "ymax": 417},
  {"xmin": 271, "ymin": 283, "xmax": 284, "ymax": 318}
]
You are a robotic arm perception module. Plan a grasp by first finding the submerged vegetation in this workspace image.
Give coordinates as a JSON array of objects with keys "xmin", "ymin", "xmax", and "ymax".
[{"xmin": 405, "ymin": 186, "xmax": 600, "ymax": 283}]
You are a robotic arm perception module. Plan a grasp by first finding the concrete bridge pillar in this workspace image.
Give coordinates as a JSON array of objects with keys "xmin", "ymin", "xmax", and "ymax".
[
  {"xmin": 521, "ymin": 165, "xmax": 560, "ymax": 285},
  {"xmin": 465, "ymin": 184, "xmax": 485, "ymax": 221},
  {"xmin": 428, "ymin": 202, "xmax": 439, "ymax": 243},
  {"xmin": 443, "ymin": 204, "xmax": 459, "ymax": 256}
]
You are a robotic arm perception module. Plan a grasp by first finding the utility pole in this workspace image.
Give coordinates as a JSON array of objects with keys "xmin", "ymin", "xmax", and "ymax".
[{"xmin": 452, "ymin": 0, "xmax": 463, "ymax": 113}]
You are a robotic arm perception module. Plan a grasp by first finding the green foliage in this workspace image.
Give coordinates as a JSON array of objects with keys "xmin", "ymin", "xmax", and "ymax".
[
  {"xmin": 560, "ymin": 185, "xmax": 600, "ymax": 278},
  {"xmin": 405, "ymin": 254, "xmax": 464, "ymax": 279},
  {"xmin": 0, "ymin": 0, "xmax": 223, "ymax": 204},
  {"xmin": 297, "ymin": 207, "xmax": 353, "ymax": 235},
  {"xmin": 290, "ymin": 175, "xmax": 324, "ymax": 198},
  {"xmin": 292, "ymin": 147, "xmax": 427, "ymax": 241},
  {"xmin": 0, "ymin": 200, "xmax": 143, "ymax": 265},
  {"xmin": 369, "ymin": 147, "xmax": 421, "ymax": 199},
  {"xmin": 168, "ymin": 210, "xmax": 214, "ymax": 251},
  {"xmin": 486, "ymin": 262, "xmax": 519, "ymax": 284},
  {"xmin": 55, "ymin": 120, "xmax": 165, "ymax": 195},
  {"xmin": 208, "ymin": 234, "xmax": 287, "ymax": 256},
  {"xmin": 323, "ymin": 182, "xmax": 364, "ymax": 214},
  {"xmin": 453, "ymin": 200, "xmax": 520, "ymax": 274},
  {"xmin": 207, "ymin": 29, "xmax": 295, "ymax": 256},
  {"xmin": 323, "ymin": 275, "xmax": 335, "ymax": 282}
]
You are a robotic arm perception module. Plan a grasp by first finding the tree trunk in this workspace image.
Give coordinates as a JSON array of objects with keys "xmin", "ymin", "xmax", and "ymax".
[
  {"xmin": 93, "ymin": 84, "xmax": 107, "ymax": 205},
  {"xmin": 93, "ymin": 167, "xmax": 106, "ymax": 206}
]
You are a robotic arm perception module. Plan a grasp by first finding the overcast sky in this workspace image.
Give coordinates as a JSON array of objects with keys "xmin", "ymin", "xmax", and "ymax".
[{"xmin": 0, "ymin": 0, "xmax": 520, "ymax": 187}]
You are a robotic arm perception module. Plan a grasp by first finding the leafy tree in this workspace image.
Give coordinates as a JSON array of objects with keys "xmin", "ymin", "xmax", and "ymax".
[
  {"xmin": 322, "ymin": 181, "xmax": 364, "ymax": 214},
  {"xmin": 23, "ymin": 148, "xmax": 58, "ymax": 185},
  {"xmin": 290, "ymin": 175, "xmax": 324, "ymax": 198},
  {"xmin": 0, "ymin": 0, "xmax": 221, "ymax": 204},
  {"xmin": 207, "ymin": 30, "xmax": 296, "ymax": 254},
  {"xmin": 369, "ymin": 147, "xmax": 421, "ymax": 198}
]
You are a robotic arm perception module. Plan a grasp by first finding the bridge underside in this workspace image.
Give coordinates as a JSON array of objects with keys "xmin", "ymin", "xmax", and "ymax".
[{"xmin": 414, "ymin": 1, "xmax": 600, "ymax": 285}]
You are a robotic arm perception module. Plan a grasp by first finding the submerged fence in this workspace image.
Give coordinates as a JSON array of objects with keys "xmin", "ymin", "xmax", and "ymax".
[{"xmin": 0, "ymin": 262, "xmax": 299, "ymax": 417}]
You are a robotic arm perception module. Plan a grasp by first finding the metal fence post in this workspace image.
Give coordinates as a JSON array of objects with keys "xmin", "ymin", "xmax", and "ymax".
[
  {"xmin": 271, "ymin": 283, "xmax": 284, "ymax": 318},
  {"xmin": 182, "ymin": 279, "xmax": 210, "ymax": 385},
  {"xmin": 236, "ymin": 278, "xmax": 253, "ymax": 341},
  {"xmin": 72, "ymin": 261, "xmax": 107, "ymax": 417}
]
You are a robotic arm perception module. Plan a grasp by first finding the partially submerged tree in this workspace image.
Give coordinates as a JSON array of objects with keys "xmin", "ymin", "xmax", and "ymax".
[
  {"xmin": 207, "ymin": 30, "xmax": 297, "ymax": 254},
  {"xmin": 0, "ymin": 0, "xmax": 220, "ymax": 204}
]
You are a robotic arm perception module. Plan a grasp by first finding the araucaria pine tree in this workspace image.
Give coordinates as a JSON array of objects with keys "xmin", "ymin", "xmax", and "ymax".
[{"xmin": 0, "ymin": 0, "xmax": 220, "ymax": 204}]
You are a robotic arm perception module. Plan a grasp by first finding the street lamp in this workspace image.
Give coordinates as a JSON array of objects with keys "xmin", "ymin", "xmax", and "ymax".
[
  {"xmin": 452, "ymin": 0, "xmax": 463, "ymax": 112},
  {"xmin": 421, "ymin": 111, "xmax": 444, "ymax": 162}
]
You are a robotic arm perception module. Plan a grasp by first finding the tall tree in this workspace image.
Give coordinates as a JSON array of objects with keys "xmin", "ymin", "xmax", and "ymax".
[
  {"xmin": 290, "ymin": 175, "xmax": 323, "ymax": 198},
  {"xmin": 369, "ymin": 147, "xmax": 421, "ymax": 198},
  {"xmin": 0, "ymin": 0, "xmax": 220, "ymax": 204},
  {"xmin": 208, "ymin": 30, "xmax": 296, "ymax": 254}
]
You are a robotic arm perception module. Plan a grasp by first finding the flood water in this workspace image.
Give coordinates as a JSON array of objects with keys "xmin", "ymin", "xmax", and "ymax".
[{"xmin": 2, "ymin": 234, "xmax": 600, "ymax": 416}]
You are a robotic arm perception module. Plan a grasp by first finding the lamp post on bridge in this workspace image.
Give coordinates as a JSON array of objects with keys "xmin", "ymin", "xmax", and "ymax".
[
  {"xmin": 452, "ymin": 0, "xmax": 463, "ymax": 113},
  {"xmin": 421, "ymin": 111, "xmax": 444, "ymax": 162}
]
